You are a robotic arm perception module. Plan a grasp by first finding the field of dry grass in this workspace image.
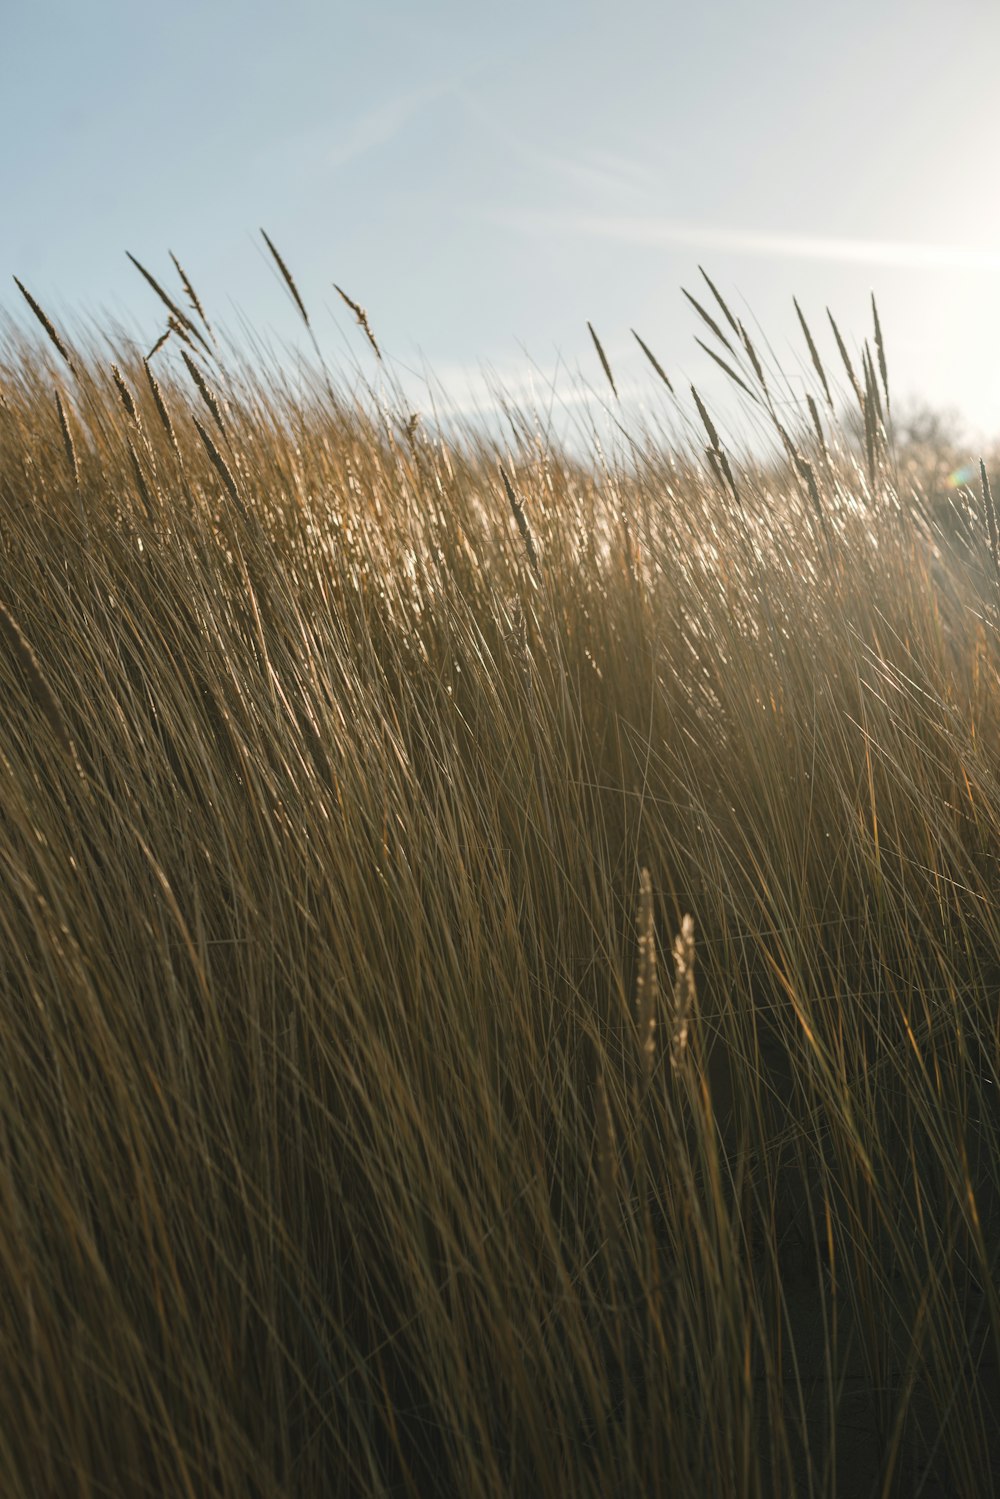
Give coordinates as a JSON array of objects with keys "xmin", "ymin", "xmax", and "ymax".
[{"xmin": 0, "ymin": 255, "xmax": 997, "ymax": 1496}]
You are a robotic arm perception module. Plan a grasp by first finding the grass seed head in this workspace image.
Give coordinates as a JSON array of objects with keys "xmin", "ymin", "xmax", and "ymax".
[
  {"xmin": 126, "ymin": 251, "xmax": 211, "ymax": 354},
  {"xmin": 635, "ymin": 868, "xmax": 659, "ymax": 1081},
  {"xmin": 587, "ymin": 320, "xmax": 618, "ymax": 398},
  {"xmin": 13, "ymin": 277, "xmax": 77, "ymax": 374},
  {"xmin": 261, "ymin": 229, "xmax": 310, "ymax": 326},
  {"xmin": 111, "ymin": 364, "xmax": 140, "ymax": 426},
  {"xmin": 55, "ymin": 391, "xmax": 79, "ymax": 488},
  {"xmin": 671, "ymin": 914, "xmax": 695, "ymax": 1072},
  {"xmin": 334, "ymin": 284, "xmax": 382, "ymax": 360},
  {"xmin": 631, "ymin": 329, "xmax": 675, "ymax": 394}
]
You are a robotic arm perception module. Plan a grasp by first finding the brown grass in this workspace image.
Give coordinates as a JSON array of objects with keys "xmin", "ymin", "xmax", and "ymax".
[{"xmin": 0, "ymin": 259, "xmax": 997, "ymax": 1497}]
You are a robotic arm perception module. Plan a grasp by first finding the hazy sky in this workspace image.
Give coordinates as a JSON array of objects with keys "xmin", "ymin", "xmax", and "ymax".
[{"xmin": 4, "ymin": 0, "xmax": 1000, "ymax": 442}]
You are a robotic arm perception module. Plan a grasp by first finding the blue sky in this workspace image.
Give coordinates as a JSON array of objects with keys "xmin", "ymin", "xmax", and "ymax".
[{"xmin": 4, "ymin": 0, "xmax": 1000, "ymax": 442}]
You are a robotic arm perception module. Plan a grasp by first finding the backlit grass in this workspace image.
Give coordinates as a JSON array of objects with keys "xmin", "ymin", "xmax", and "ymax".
[{"xmin": 0, "ymin": 257, "xmax": 997, "ymax": 1496}]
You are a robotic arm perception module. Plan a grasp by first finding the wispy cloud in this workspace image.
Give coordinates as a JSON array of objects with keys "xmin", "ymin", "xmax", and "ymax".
[
  {"xmin": 454, "ymin": 93, "xmax": 659, "ymax": 200},
  {"xmin": 325, "ymin": 89, "xmax": 436, "ymax": 173},
  {"xmin": 493, "ymin": 210, "xmax": 1000, "ymax": 272},
  {"xmin": 256, "ymin": 83, "xmax": 449, "ymax": 184}
]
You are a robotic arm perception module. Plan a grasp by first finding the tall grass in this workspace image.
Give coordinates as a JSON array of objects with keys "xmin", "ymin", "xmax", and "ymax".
[{"xmin": 0, "ymin": 259, "xmax": 997, "ymax": 1497}]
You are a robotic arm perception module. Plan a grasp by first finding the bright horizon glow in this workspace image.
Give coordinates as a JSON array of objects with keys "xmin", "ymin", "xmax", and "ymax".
[
  {"xmin": 493, "ymin": 213, "xmax": 1000, "ymax": 274},
  {"xmin": 4, "ymin": 0, "xmax": 1000, "ymax": 443}
]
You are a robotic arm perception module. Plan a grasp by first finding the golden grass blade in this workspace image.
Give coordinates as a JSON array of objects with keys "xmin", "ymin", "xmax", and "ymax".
[
  {"xmin": 871, "ymin": 292, "xmax": 890, "ymax": 414},
  {"xmin": 770, "ymin": 414, "xmax": 800, "ymax": 468},
  {"xmin": 333, "ymin": 284, "xmax": 382, "ymax": 360},
  {"xmin": 54, "ymin": 391, "xmax": 80, "ymax": 488},
  {"xmin": 12, "ymin": 278, "xmax": 77, "ymax": 374},
  {"xmin": 631, "ymin": 330, "xmax": 675, "ymax": 393},
  {"xmin": 111, "ymin": 364, "xmax": 140, "ymax": 426},
  {"xmin": 806, "ymin": 393, "xmax": 828, "ymax": 457},
  {"xmin": 193, "ymin": 415, "xmax": 247, "ymax": 520},
  {"xmin": 635, "ymin": 868, "xmax": 658, "ymax": 1082},
  {"xmin": 167, "ymin": 314, "xmax": 197, "ymax": 350},
  {"xmin": 863, "ymin": 342, "xmax": 884, "ymax": 428},
  {"xmin": 261, "ymin": 229, "xmax": 310, "ymax": 326},
  {"xmin": 499, "ymin": 464, "xmax": 540, "ymax": 579},
  {"xmin": 694, "ymin": 338, "xmax": 760, "ymax": 404},
  {"xmin": 125, "ymin": 252, "xmax": 211, "ymax": 355},
  {"xmin": 670, "ymin": 914, "xmax": 695, "ymax": 1072},
  {"xmin": 145, "ymin": 326, "xmax": 173, "ymax": 362},
  {"xmin": 863, "ymin": 393, "xmax": 877, "ymax": 486},
  {"xmin": 169, "ymin": 251, "xmax": 212, "ymax": 335},
  {"xmin": 143, "ymin": 361, "xmax": 177, "ymax": 449},
  {"xmin": 717, "ymin": 447, "xmax": 742, "ymax": 508},
  {"xmin": 704, "ymin": 446, "xmax": 726, "ymax": 492},
  {"xmin": 682, "ymin": 287, "xmax": 738, "ymax": 357},
  {"xmin": 859, "ymin": 351, "xmax": 879, "ymax": 486},
  {"xmin": 826, "ymin": 308, "xmax": 864, "ymax": 408},
  {"xmin": 698, "ymin": 266, "xmax": 742, "ymax": 340},
  {"xmin": 736, "ymin": 319, "xmax": 769, "ymax": 392},
  {"xmin": 181, "ymin": 350, "xmax": 226, "ymax": 434},
  {"xmin": 796, "ymin": 453, "xmax": 826, "ymax": 528},
  {"xmin": 126, "ymin": 434, "xmax": 154, "ymax": 519},
  {"xmin": 690, "ymin": 384, "xmax": 722, "ymax": 451},
  {"xmin": 587, "ymin": 321, "xmax": 618, "ymax": 398},
  {"xmin": 793, "ymin": 296, "xmax": 833, "ymax": 409}
]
